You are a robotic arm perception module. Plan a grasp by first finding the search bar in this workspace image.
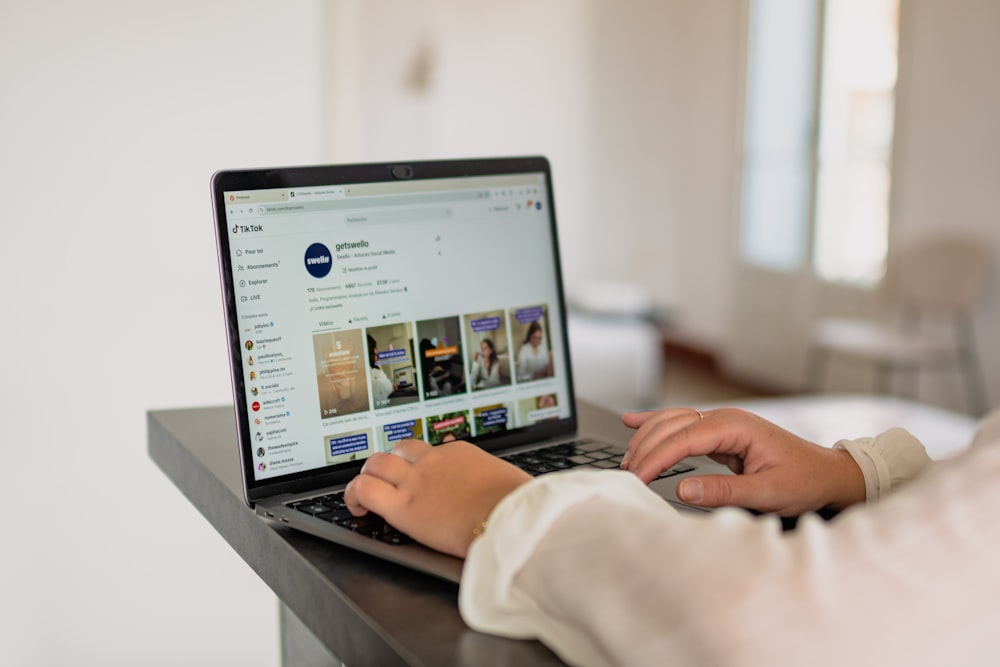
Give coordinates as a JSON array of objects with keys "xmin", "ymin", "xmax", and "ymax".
[{"xmin": 345, "ymin": 206, "xmax": 453, "ymax": 226}]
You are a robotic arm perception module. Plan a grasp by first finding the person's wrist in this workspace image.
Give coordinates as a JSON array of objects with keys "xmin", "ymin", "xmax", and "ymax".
[
  {"xmin": 458, "ymin": 473, "xmax": 532, "ymax": 557},
  {"xmin": 824, "ymin": 448, "xmax": 866, "ymax": 510}
]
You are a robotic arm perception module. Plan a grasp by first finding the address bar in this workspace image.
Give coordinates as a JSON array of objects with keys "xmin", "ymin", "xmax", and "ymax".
[{"xmin": 257, "ymin": 189, "xmax": 486, "ymax": 216}]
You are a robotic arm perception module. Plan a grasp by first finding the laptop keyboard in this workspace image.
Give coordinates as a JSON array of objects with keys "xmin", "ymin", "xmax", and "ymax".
[
  {"xmin": 285, "ymin": 439, "xmax": 696, "ymax": 545},
  {"xmin": 501, "ymin": 439, "xmax": 696, "ymax": 480},
  {"xmin": 286, "ymin": 492, "xmax": 414, "ymax": 545}
]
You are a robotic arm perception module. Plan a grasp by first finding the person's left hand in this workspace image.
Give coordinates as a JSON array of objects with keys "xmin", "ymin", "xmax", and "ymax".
[
  {"xmin": 620, "ymin": 407, "xmax": 864, "ymax": 515},
  {"xmin": 345, "ymin": 439, "xmax": 532, "ymax": 558}
]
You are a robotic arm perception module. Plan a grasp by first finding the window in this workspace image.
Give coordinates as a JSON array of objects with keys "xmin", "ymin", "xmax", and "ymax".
[
  {"xmin": 739, "ymin": 0, "xmax": 818, "ymax": 272},
  {"xmin": 739, "ymin": 0, "xmax": 899, "ymax": 287}
]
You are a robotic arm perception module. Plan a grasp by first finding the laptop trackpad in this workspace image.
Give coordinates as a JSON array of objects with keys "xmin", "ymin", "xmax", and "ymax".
[{"xmin": 648, "ymin": 455, "xmax": 733, "ymax": 514}]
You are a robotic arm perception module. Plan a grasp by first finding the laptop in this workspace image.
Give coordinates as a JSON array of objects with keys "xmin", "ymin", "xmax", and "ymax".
[{"xmin": 211, "ymin": 157, "xmax": 718, "ymax": 583}]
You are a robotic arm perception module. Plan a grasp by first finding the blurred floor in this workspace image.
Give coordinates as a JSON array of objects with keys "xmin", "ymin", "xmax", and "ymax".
[{"xmin": 659, "ymin": 353, "xmax": 769, "ymax": 407}]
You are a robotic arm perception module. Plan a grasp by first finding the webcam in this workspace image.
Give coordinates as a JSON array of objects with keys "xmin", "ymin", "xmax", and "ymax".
[{"xmin": 391, "ymin": 164, "xmax": 414, "ymax": 179}]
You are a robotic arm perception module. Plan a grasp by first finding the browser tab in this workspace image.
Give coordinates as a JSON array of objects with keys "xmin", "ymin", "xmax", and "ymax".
[
  {"xmin": 224, "ymin": 188, "xmax": 289, "ymax": 204},
  {"xmin": 287, "ymin": 187, "xmax": 346, "ymax": 202}
]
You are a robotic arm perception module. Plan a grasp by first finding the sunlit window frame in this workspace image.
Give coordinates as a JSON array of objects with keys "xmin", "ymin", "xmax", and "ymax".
[{"xmin": 738, "ymin": 0, "xmax": 899, "ymax": 289}]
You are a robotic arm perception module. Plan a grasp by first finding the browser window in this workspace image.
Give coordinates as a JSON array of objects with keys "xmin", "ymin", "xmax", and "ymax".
[{"xmin": 222, "ymin": 173, "xmax": 570, "ymax": 481}]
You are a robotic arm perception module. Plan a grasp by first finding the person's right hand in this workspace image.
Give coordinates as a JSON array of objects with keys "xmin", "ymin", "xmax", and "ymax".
[
  {"xmin": 345, "ymin": 439, "xmax": 531, "ymax": 558},
  {"xmin": 621, "ymin": 407, "xmax": 865, "ymax": 516}
]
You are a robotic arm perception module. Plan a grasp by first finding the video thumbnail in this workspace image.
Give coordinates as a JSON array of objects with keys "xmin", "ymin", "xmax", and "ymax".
[
  {"xmin": 464, "ymin": 309, "xmax": 513, "ymax": 390},
  {"xmin": 425, "ymin": 410, "xmax": 471, "ymax": 445},
  {"xmin": 517, "ymin": 393, "xmax": 560, "ymax": 425},
  {"xmin": 324, "ymin": 427, "xmax": 373, "ymax": 465},
  {"xmin": 510, "ymin": 304, "xmax": 554, "ymax": 383},
  {"xmin": 313, "ymin": 328, "xmax": 371, "ymax": 419},
  {"xmin": 365, "ymin": 322, "xmax": 420, "ymax": 410},
  {"xmin": 416, "ymin": 316, "xmax": 467, "ymax": 400},
  {"xmin": 378, "ymin": 418, "xmax": 425, "ymax": 450},
  {"xmin": 473, "ymin": 402, "xmax": 514, "ymax": 436}
]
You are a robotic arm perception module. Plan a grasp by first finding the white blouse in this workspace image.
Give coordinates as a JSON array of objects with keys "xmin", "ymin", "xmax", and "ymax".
[
  {"xmin": 460, "ymin": 410, "xmax": 1000, "ymax": 666},
  {"xmin": 369, "ymin": 367, "xmax": 394, "ymax": 406},
  {"xmin": 517, "ymin": 342, "xmax": 550, "ymax": 381},
  {"xmin": 470, "ymin": 357, "xmax": 503, "ymax": 388}
]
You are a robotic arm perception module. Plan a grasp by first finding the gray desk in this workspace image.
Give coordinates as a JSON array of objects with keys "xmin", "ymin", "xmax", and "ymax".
[
  {"xmin": 149, "ymin": 396, "xmax": 977, "ymax": 666},
  {"xmin": 147, "ymin": 401, "xmax": 634, "ymax": 667}
]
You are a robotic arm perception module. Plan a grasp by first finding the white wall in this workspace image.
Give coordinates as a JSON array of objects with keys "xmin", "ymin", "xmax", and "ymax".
[
  {"xmin": 323, "ymin": 0, "xmax": 597, "ymax": 284},
  {"xmin": 1, "ymin": 1, "xmax": 325, "ymax": 664},
  {"xmin": 584, "ymin": 1, "xmax": 742, "ymax": 343}
]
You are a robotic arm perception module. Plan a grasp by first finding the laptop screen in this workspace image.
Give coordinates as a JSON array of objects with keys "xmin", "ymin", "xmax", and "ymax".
[{"xmin": 213, "ymin": 158, "xmax": 578, "ymax": 501}]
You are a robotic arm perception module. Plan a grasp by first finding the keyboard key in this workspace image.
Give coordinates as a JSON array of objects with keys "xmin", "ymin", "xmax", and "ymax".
[
  {"xmin": 317, "ymin": 508, "xmax": 354, "ymax": 523},
  {"xmin": 656, "ymin": 463, "xmax": 698, "ymax": 480},
  {"xmin": 379, "ymin": 531, "xmax": 412, "ymax": 545},
  {"xmin": 298, "ymin": 503, "xmax": 332, "ymax": 516},
  {"xmin": 314, "ymin": 494, "xmax": 347, "ymax": 508}
]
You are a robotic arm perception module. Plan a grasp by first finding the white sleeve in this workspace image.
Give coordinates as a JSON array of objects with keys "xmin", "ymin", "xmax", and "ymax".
[
  {"xmin": 516, "ymin": 345, "xmax": 528, "ymax": 380},
  {"xmin": 460, "ymin": 437, "xmax": 1000, "ymax": 666},
  {"xmin": 469, "ymin": 359, "xmax": 483, "ymax": 386},
  {"xmin": 370, "ymin": 369, "xmax": 393, "ymax": 404},
  {"xmin": 833, "ymin": 427, "xmax": 933, "ymax": 503}
]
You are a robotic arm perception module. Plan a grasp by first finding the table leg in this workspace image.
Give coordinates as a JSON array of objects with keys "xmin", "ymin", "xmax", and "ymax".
[{"xmin": 280, "ymin": 601, "xmax": 345, "ymax": 667}]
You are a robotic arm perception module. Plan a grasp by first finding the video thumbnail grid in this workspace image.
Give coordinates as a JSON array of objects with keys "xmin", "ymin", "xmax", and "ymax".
[{"xmin": 311, "ymin": 303, "xmax": 562, "ymax": 464}]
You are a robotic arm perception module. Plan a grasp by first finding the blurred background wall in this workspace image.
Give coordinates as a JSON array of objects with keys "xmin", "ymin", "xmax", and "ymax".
[{"xmin": 2, "ymin": 0, "xmax": 998, "ymax": 664}]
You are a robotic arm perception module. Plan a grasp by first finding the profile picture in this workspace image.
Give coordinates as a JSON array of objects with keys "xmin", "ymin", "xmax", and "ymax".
[
  {"xmin": 247, "ymin": 355, "xmax": 254, "ymax": 366},
  {"xmin": 245, "ymin": 340, "xmax": 254, "ymax": 351},
  {"xmin": 251, "ymin": 386, "xmax": 259, "ymax": 396},
  {"xmin": 257, "ymin": 462, "xmax": 266, "ymax": 472},
  {"xmin": 249, "ymin": 371, "xmax": 257, "ymax": 380},
  {"xmin": 256, "ymin": 447, "xmax": 265, "ymax": 457},
  {"xmin": 255, "ymin": 432, "xmax": 263, "ymax": 442}
]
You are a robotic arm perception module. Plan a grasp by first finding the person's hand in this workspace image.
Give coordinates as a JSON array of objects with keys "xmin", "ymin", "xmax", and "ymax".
[
  {"xmin": 344, "ymin": 439, "xmax": 532, "ymax": 558},
  {"xmin": 620, "ymin": 408, "xmax": 865, "ymax": 516}
]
